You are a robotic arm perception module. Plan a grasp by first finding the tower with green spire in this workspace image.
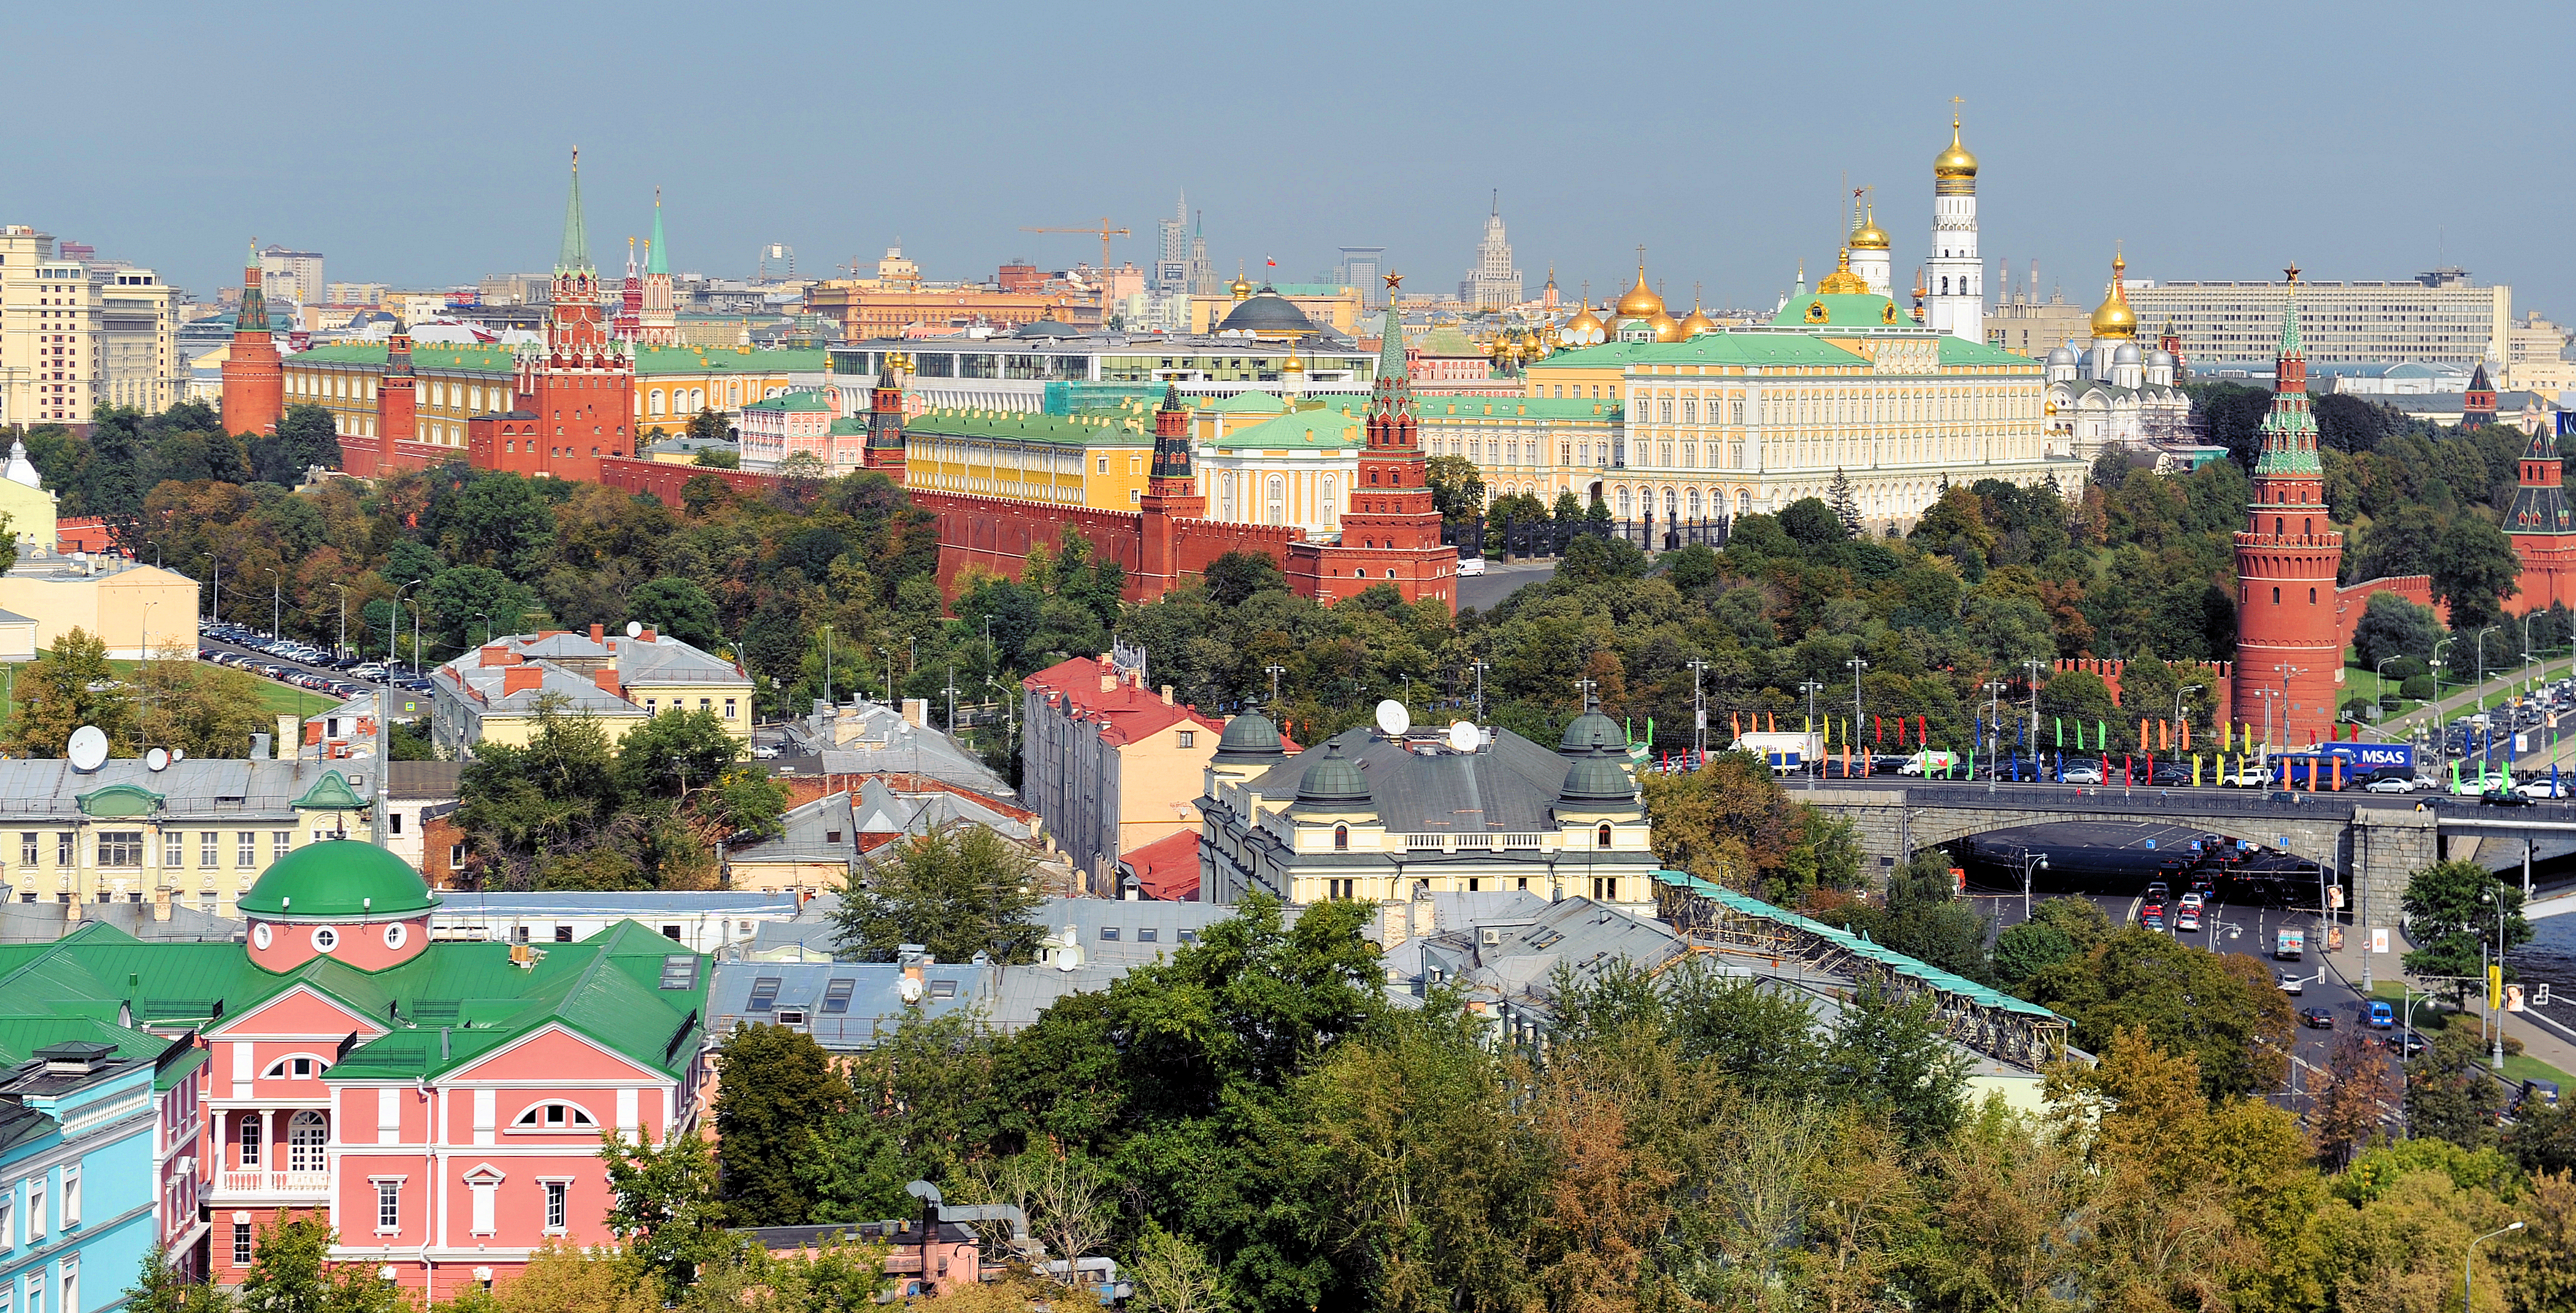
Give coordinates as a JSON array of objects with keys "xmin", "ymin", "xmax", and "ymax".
[
  {"xmin": 640, "ymin": 185, "xmax": 677, "ymax": 345},
  {"xmin": 2231, "ymin": 266, "xmax": 2343, "ymax": 749},
  {"xmin": 558, "ymin": 148, "xmax": 592, "ymax": 274},
  {"xmin": 220, "ymin": 240, "xmax": 283, "ymax": 437},
  {"xmin": 234, "ymin": 241, "xmax": 269, "ymax": 334},
  {"xmin": 504, "ymin": 148, "xmax": 633, "ymax": 481}
]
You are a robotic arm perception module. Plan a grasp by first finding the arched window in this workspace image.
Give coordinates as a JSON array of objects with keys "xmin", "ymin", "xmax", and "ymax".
[
  {"xmin": 1333, "ymin": 825, "xmax": 1348, "ymax": 850},
  {"xmin": 1266, "ymin": 475, "xmax": 1285, "ymax": 524},
  {"xmin": 511, "ymin": 1101, "xmax": 599, "ymax": 1132},
  {"xmin": 288, "ymin": 1111, "xmax": 326, "ymax": 1172},
  {"xmin": 1663, "ymin": 488, "xmax": 1677, "ymax": 518},
  {"xmin": 1738, "ymin": 490, "xmax": 1751, "ymax": 515},
  {"xmin": 1597, "ymin": 823, "xmax": 1613, "ymax": 849},
  {"xmin": 2272, "ymin": 587, "xmax": 2281, "ymax": 604},
  {"xmin": 1617, "ymin": 487, "xmax": 1632, "ymax": 517},
  {"xmin": 2309, "ymin": 587, "xmax": 2317, "ymax": 604},
  {"xmin": 1689, "ymin": 488, "xmax": 1703, "ymax": 517},
  {"xmin": 262, "ymin": 1053, "xmax": 329, "ymax": 1079},
  {"xmin": 2274, "ymin": 516, "xmax": 2284, "ymax": 535}
]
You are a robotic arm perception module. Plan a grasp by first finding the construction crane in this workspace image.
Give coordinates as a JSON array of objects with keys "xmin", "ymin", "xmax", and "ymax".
[{"xmin": 1020, "ymin": 218, "xmax": 1129, "ymax": 270}]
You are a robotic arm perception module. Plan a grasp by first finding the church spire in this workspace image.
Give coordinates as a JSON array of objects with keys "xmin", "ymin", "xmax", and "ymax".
[{"xmin": 558, "ymin": 148, "xmax": 592, "ymax": 273}]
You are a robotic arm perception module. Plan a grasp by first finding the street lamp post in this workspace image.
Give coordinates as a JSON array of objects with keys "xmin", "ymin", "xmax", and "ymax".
[
  {"xmin": 1982, "ymin": 679, "xmax": 2007, "ymax": 793},
  {"xmin": 390, "ymin": 579, "xmax": 425, "ymax": 670},
  {"xmin": 1799, "ymin": 680, "xmax": 1825, "ymax": 789},
  {"xmin": 1848, "ymin": 657, "xmax": 1869, "ymax": 779},
  {"xmin": 819, "ymin": 624, "xmax": 833, "ymax": 707},
  {"xmin": 2024, "ymin": 659, "xmax": 2045, "ymax": 777},
  {"xmin": 1472, "ymin": 660, "xmax": 1490, "ymax": 726},
  {"xmin": 475, "ymin": 613, "xmax": 494, "ymax": 647},
  {"xmin": 204, "ymin": 553, "xmax": 220, "ymax": 623},
  {"xmin": 2481, "ymin": 887, "xmax": 2509, "ymax": 1071},
  {"xmin": 2020, "ymin": 847, "xmax": 2048, "ymax": 921},
  {"xmin": 1686, "ymin": 660, "xmax": 1708, "ymax": 766},
  {"xmin": 267, "ymin": 568, "xmax": 282, "ymax": 640},
  {"xmin": 328, "ymin": 583, "xmax": 348, "ymax": 661},
  {"xmin": 2466, "ymin": 1221, "xmax": 2525, "ymax": 1311}
]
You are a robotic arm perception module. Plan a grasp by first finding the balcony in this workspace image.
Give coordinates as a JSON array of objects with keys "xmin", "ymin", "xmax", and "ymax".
[{"xmin": 219, "ymin": 1169, "xmax": 331, "ymax": 1197}]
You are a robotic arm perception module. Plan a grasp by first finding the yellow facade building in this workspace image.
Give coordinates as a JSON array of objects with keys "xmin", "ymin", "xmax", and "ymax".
[
  {"xmin": 902, "ymin": 407, "xmax": 1154, "ymax": 510},
  {"xmin": 0, "ymin": 556, "xmax": 199, "ymax": 659},
  {"xmin": 429, "ymin": 627, "xmax": 753, "ymax": 759},
  {"xmin": 0, "ymin": 760, "xmax": 372, "ymax": 915}
]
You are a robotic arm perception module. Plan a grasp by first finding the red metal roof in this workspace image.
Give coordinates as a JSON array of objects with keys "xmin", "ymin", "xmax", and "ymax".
[
  {"xmin": 1023, "ymin": 655, "xmax": 1225, "ymax": 748},
  {"xmin": 1120, "ymin": 829, "xmax": 1201, "ymax": 902}
]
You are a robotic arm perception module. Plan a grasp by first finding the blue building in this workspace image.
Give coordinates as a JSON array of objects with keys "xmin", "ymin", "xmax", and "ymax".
[{"xmin": 1, "ymin": 1032, "xmax": 175, "ymax": 1313}]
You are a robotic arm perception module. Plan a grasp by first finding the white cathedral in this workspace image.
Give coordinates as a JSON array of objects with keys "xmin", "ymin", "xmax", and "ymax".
[{"xmin": 2041, "ymin": 252, "xmax": 2190, "ymax": 463}]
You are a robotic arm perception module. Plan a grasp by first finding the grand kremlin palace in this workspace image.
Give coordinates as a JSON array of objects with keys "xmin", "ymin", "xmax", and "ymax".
[
  {"xmin": 1517, "ymin": 286, "xmax": 2083, "ymax": 524},
  {"xmin": 279, "ymin": 343, "xmax": 826, "ymax": 455}
]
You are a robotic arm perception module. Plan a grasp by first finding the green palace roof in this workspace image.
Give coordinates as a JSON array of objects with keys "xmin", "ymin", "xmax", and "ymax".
[
  {"xmin": 291, "ymin": 343, "xmax": 518, "ymax": 374},
  {"xmin": 1414, "ymin": 397, "xmax": 1620, "ymax": 423},
  {"xmin": 744, "ymin": 391, "xmax": 834, "ymax": 413},
  {"xmin": 1533, "ymin": 334, "xmax": 1869, "ymax": 371},
  {"xmin": 0, "ymin": 918, "xmax": 709, "ymax": 1082},
  {"xmin": 1198, "ymin": 390, "xmax": 1292, "ymax": 415},
  {"xmin": 1936, "ymin": 336, "xmax": 2043, "ymax": 369},
  {"xmin": 1769, "ymin": 293, "xmax": 1908, "ymax": 328},
  {"xmin": 905, "ymin": 407, "xmax": 1151, "ymax": 446},
  {"xmin": 1211, "ymin": 404, "xmax": 1363, "ymax": 449},
  {"xmin": 633, "ymin": 345, "xmax": 826, "ymax": 376},
  {"xmin": 237, "ymin": 839, "xmax": 442, "ymax": 920}
]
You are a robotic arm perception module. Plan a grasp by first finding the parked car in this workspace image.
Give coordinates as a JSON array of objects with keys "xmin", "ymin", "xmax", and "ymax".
[
  {"xmin": 2175, "ymin": 909, "xmax": 2201, "ymax": 931},
  {"xmin": 2367, "ymin": 1001, "xmax": 2395, "ymax": 1029},
  {"xmin": 1455, "ymin": 555, "xmax": 1486, "ymax": 577},
  {"xmin": 2299, "ymin": 1007, "xmax": 2336, "ymax": 1030},
  {"xmin": 2277, "ymin": 972, "xmax": 2306, "ymax": 995},
  {"xmin": 2060, "ymin": 765, "xmax": 2104, "ymax": 785},
  {"xmin": 2221, "ymin": 768, "xmax": 2272, "ymax": 787},
  {"xmin": 2364, "ymin": 776, "xmax": 2418, "ymax": 794}
]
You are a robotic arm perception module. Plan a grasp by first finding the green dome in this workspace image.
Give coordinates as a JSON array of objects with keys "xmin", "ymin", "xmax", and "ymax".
[
  {"xmin": 1215, "ymin": 712, "xmax": 1285, "ymax": 760},
  {"xmin": 1559, "ymin": 712, "xmax": 1624, "ymax": 755},
  {"xmin": 1293, "ymin": 741, "xmax": 1371, "ymax": 806},
  {"xmin": 237, "ymin": 840, "xmax": 441, "ymax": 920},
  {"xmin": 1558, "ymin": 752, "xmax": 1636, "ymax": 804}
]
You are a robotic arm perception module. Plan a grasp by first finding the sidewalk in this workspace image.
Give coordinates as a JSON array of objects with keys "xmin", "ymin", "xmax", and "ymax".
[{"xmin": 2316, "ymin": 922, "xmax": 2576, "ymax": 1087}]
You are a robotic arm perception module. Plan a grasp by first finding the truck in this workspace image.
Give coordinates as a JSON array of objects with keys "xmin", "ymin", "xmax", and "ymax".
[
  {"xmin": 1732, "ymin": 731, "xmax": 1822, "ymax": 776},
  {"xmin": 2274, "ymin": 927, "xmax": 2306, "ymax": 960},
  {"xmin": 1895, "ymin": 749, "xmax": 1961, "ymax": 776}
]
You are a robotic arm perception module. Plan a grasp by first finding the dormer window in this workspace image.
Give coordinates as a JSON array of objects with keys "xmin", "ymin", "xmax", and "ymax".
[{"xmin": 262, "ymin": 1054, "xmax": 328, "ymax": 1079}]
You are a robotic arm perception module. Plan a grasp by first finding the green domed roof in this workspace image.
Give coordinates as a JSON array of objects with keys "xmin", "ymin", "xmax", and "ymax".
[
  {"xmin": 1293, "ymin": 741, "xmax": 1371, "ymax": 806},
  {"xmin": 1558, "ymin": 752, "xmax": 1636, "ymax": 804},
  {"xmin": 1215, "ymin": 712, "xmax": 1285, "ymax": 760},
  {"xmin": 237, "ymin": 840, "xmax": 442, "ymax": 920},
  {"xmin": 1559, "ymin": 712, "xmax": 1624, "ymax": 755}
]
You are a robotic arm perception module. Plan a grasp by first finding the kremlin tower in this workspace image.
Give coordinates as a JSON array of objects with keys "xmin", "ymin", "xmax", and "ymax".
[
  {"xmin": 640, "ymin": 189, "xmax": 677, "ymax": 347},
  {"xmin": 2506, "ymin": 426, "xmax": 2576, "ymax": 615},
  {"xmin": 865, "ymin": 353, "xmax": 906, "ymax": 482},
  {"xmin": 614, "ymin": 237, "xmax": 643, "ymax": 341},
  {"xmin": 1294, "ymin": 275, "xmax": 1455, "ymax": 609},
  {"xmin": 219, "ymin": 242, "xmax": 283, "ymax": 437},
  {"xmin": 1138, "ymin": 384, "xmax": 1206, "ymax": 593},
  {"xmin": 2231, "ymin": 269, "xmax": 2345, "ymax": 748},
  {"xmin": 504, "ymin": 149, "xmax": 634, "ymax": 482},
  {"xmin": 363, "ymin": 317, "xmax": 415, "ymax": 476},
  {"xmin": 2464, "ymin": 361, "xmax": 2499, "ymax": 428}
]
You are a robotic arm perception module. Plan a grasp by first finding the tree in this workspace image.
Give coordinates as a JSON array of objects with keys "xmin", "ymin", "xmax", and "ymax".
[
  {"xmin": 254, "ymin": 404, "xmax": 342, "ymax": 483},
  {"xmin": 2313, "ymin": 1031, "xmax": 2393, "ymax": 1168},
  {"xmin": 2430, "ymin": 514, "xmax": 2523, "ymax": 626},
  {"xmin": 1126, "ymin": 1223, "xmax": 1233, "ymax": 1313},
  {"xmin": 685, "ymin": 407, "xmax": 729, "ymax": 442},
  {"xmin": 437, "ymin": 1241, "xmax": 663, "ymax": 1313},
  {"xmin": 1856, "ymin": 850, "xmax": 1992, "ymax": 983},
  {"xmin": 1423, "ymin": 454, "xmax": 1486, "ymax": 523},
  {"xmin": 1778, "ymin": 495, "xmax": 1847, "ymax": 548},
  {"xmin": 2404, "ymin": 1027, "xmax": 2502, "ymax": 1149},
  {"xmin": 125, "ymin": 1245, "xmax": 234, "ymax": 1313},
  {"xmin": 2401, "ymin": 860, "xmax": 2533, "ymax": 1006},
  {"xmin": 691, "ymin": 448, "xmax": 740, "ymax": 469},
  {"xmin": 7, "ymin": 627, "xmax": 131, "ymax": 757},
  {"xmin": 2351, "ymin": 590, "xmax": 2444, "ymax": 666},
  {"xmin": 831, "ymin": 826, "xmax": 1044, "ymax": 963},
  {"xmin": 600, "ymin": 1127, "xmax": 744, "ymax": 1295},
  {"xmin": 1826, "ymin": 979, "xmax": 1970, "ymax": 1145},
  {"xmin": 625, "ymin": 576, "xmax": 721, "ymax": 649},
  {"xmin": 235, "ymin": 1215, "xmax": 407, "ymax": 1313},
  {"xmin": 423, "ymin": 565, "xmax": 537, "ymax": 651},
  {"xmin": 1828, "ymin": 467, "xmax": 1862, "ymax": 536},
  {"xmin": 2024, "ymin": 928, "xmax": 2293, "ymax": 1098},
  {"xmin": 713, "ymin": 1022, "xmax": 845, "ymax": 1225},
  {"xmin": 136, "ymin": 645, "xmax": 274, "ymax": 757}
]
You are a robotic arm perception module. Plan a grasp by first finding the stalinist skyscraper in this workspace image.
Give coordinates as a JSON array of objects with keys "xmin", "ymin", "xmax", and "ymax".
[{"xmin": 1461, "ymin": 193, "xmax": 1524, "ymax": 309}]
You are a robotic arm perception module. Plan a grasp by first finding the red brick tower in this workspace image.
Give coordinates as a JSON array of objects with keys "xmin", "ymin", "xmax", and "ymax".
[
  {"xmin": 1307, "ymin": 274, "xmax": 1454, "ymax": 609},
  {"xmin": 2232, "ymin": 268, "xmax": 2345, "ymax": 748},
  {"xmin": 2464, "ymin": 361, "xmax": 2499, "ymax": 428},
  {"xmin": 613, "ymin": 236, "xmax": 643, "ymax": 341},
  {"xmin": 504, "ymin": 148, "xmax": 633, "ymax": 482},
  {"xmin": 1139, "ymin": 385, "xmax": 1205, "ymax": 593},
  {"xmin": 361, "ymin": 318, "xmax": 416, "ymax": 476},
  {"xmin": 2158, "ymin": 318, "xmax": 2186, "ymax": 377},
  {"xmin": 2506, "ymin": 425, "xmax": 2576, "ymax": 614},
  {"xmin": 220, "ymin": 241, "xmax": 283, "ymax": 437},
  {"xmin": 865, "ymin": 352, "xmax": 907, "ymax": 482}
]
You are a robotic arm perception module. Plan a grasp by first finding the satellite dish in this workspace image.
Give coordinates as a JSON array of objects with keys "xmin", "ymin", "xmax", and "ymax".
[
  {"xmin": 171, "ymin": 749, "xmax": 185, "ymax": 762},
  {"xmin": 1447, "ymin": 720, "xmax": 1480, "ymax": 753},
  {"xmin": 624, "ymin": 621, "xmax": 644, "ymax": 638},
  {"xmin": 66, "ymin": 726, "xmax": 109, "ymax": 773},
  {"xmin": 898, "ymin": 976, "xmax": 926, "ymax": 1004},
  {"xmin": 145, "ymin": 747, "xmax": 170, "ymax": 772},
  {"xmin": 1374, "ymin": 699, "xmax": 1411, "ymax": 737}
]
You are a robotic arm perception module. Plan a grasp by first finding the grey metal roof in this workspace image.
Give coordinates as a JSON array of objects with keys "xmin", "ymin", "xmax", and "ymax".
[
  {"xmin": 726, "ymin": 791, "xmax": 858, "ymax": 867},
  {"xmin": 0, "ymin": 758, "xmax": 371, "ymax": 821},
  {"xmin": 1240, "ymin": 726, "xmax": 1605, "ymax": 831},
  {"xmin": 0, "ymin": 898, "xmax": 243, "ymax": 945},
  {"xmin": 387, "ymin": 761, "xmax": 464, "ymax": 799},
  {"xmin": 1406, "ymin": 896, "xmax": 1686, "ymax": 1011},
  {"xmin": 427, "ymin": 891, "xmax": 801, "ymax": 919},
  {"xmin": 706, "ymin": 960, "xmax": 989, "ymax": 1049}
]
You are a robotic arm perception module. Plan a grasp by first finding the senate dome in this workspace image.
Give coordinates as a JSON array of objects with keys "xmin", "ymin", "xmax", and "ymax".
[
  {"xmin": 2090, "ymin": 253, "xmax": 2139, "ymax": 339},
  {"xmin": 1217, "ymin": 285, "xmax": 1319, "ymax": 338}
]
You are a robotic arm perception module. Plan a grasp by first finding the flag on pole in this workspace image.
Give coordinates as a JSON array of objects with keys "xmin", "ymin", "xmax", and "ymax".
[
  {"xmin": 2221, "ymin": 719, "xmax": 2232, "ymax": 751},
  {"xmin": 2055, "ymin": 717, "xmax": 2064, "ymax": 747},
  {"xmin": 1731, "ymin": 712, "xmax": 1742, "ymax": 737},
  {"xmin": 2180, "ymin": 717, "xmax": 2190, "ymax": 752},
  {"xmin": 1874, "ymin": 714, "xmax": 1883, "ymax": 745},
  {"xmin": 2097, "ymin": 720, "xmax": 2108, "ymax": 751},
  {"xmin": 1918, "ymin": 715, "xmax": 1929, "ymax": 744}
]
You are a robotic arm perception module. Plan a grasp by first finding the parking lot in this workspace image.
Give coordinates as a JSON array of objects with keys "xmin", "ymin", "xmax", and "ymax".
[{"xmin": 197, "ymin": 619, "xmax": 433, "ymax": 706}]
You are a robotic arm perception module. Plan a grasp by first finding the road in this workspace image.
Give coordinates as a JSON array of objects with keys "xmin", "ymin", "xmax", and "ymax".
[
  {"xmin": 1958, "ymin": 819, "xmax": 2393, "ymax": 1119},
  {"xmin": 1457, "ymin": 558, "xmax": 1556, "ymax": 612}
]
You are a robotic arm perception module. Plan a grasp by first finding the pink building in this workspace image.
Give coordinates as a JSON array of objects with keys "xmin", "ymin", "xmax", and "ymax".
[
  {"xmin": 740, "ymin": 390, "xmax": 867, "ymax": 473},
  {"xmin": 5, "ymin": 841, "xmax": 711, "ymax": 1300}
]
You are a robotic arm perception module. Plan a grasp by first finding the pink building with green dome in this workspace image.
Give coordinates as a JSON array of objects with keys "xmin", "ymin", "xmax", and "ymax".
[{"xmin": 0, "ymin": 839, "xmax": 712, "ymax": 1300}]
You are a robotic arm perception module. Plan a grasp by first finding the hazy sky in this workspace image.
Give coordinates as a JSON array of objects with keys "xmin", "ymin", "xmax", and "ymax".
[{"xmin": 9, "ymin": 0, "xmax": 2572, "ymax": 319}]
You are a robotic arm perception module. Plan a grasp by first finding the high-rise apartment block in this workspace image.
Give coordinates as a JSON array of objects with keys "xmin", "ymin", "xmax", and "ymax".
[
  {"xmin": 258, "ymin": 245, "xmax": 324, "ymax": 306},
  {"xmin": 1, "ymin": 225, "xmax": 184, "ymax": 425},
  {"xmin": 1338, "ymin": 247, "xmax": 1385, "ymax": 308},
  {"xmin": 2126, "ymin": 271, "xmax": 2510, "ymax": 372}
]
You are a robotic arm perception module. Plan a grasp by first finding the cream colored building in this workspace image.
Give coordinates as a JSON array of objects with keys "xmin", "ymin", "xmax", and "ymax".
[
  {"xmin": 2125, "ymin": 274, "xmax": 2510, "ymax": 372},
  {"xmin": 0, "ymin": 555, "xmax": 199, "ymax": 659},
  {"xmin": 0, "ymin": 759, "xmax": 372, "ymax": 916},
  {"xmin": 0, "ymin": 225, "xmax": 185, "ymax": 424},
  {"xmin": 0, "ymin": 437, "xmax": 60, "ymax": 553},
  {"xmin": 2506, "ymin": 312, "xmax": 2574, "ymax": 396},
  {"xmin": 429, "ymin": 625, "xmax": 753, "ymax": 758},
  {"xmin": 1020, "ymin": 655, "xmax": 1226, "ymax": 896}
]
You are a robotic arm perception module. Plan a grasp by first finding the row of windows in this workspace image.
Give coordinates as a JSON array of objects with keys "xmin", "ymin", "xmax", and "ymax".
[
  {"xmin": 16, "ymin": 829, "xmax": 290, "ymax": 869},
  {"xmin": 0, "ymin": 1163, "xmax": 78, "ymax": 1252},
  {"xmin": 639, "ymin": 695, "xmax": 739, "ymax": 719}
]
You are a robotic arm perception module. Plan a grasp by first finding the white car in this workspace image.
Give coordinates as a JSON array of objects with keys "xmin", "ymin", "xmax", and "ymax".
[
  {"xmin": 2521, "ymin": 779, "xmax": 2572, "ymax": 799},
  {"xmin": 2364, "ymin": 776, "xmax": 2417, "ymax": 794},
  {"xmin": 2061, "ymin": 766, "xmax": 2104, "ymax": 785},
  {"xmin": 2277, "ymin": 972, "xmax": 2305, "ymax": 995}
]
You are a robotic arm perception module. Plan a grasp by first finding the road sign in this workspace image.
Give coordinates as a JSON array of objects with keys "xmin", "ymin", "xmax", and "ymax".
[{"xmin": 2143, "ymin": 839, "xmax": 2156, "ymax": 850}]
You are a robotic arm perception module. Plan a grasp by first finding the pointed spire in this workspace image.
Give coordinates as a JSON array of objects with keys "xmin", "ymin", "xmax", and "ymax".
[
  {"xmin": 2278, "ymin": 264, "xmax": 2303, "ymax": 358},
  {"xmin": 236, "ymin": 239, "xmax": 270, "ymax": 334},
  {"xmin": 558, "ymin": 147, "xmax": 592, "ymax": 273},
  {"xmin": 1376, "ymin": 275, "xmax": 1408, "ymax": 385},
  {"xmin": 647, "ymin": 187, "xmax": 669, "ymax": 275}
]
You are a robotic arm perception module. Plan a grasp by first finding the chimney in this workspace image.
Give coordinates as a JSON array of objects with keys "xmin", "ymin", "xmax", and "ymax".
[
  {"xmin": 1379, "ymin": 900, "xmax": 1405, "ymax": 949},
  {"xmin": 902, "ymin": 698, "xmax": 929, "ymax": 728},
  {"xmin": 1099, "ymin": 665, "xmax": 1117, "ymax": 694},
  {"xmin": 502, "ymin": 666, "xmax": 543, "ymax": 696},
  {"xmin": 275, "ymin": 714, "xmax": 298, "ymax": 758},
  {"xmin": 592, "ymin": 668, "xmax": 623, "ymax": 698},
  {"xmin": 590, "ymin": 623, "xmax": 605, "ymax": 644},
  {"xmin": 640, "ymin": 625, "xmax": 657, "ymax": 643},
  {"xmin": 478, "ymin": 645, "xmax": 513, "ymax": 667},
  {"xmin": 151, "ymin": 884, "xmax": 172, "ymax": 922},
  {"xmin": 251, "ymin": 731, "xmax": 271, "ymax": 760},
  {"xmin": 1161, "ymin": 683, "xmax": 1174, "ymax": 706}
]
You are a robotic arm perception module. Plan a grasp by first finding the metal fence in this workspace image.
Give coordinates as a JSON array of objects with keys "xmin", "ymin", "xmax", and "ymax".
[{"xmin": 1445, "ymin": 515, "xmax": 1729, "ymax": 559}]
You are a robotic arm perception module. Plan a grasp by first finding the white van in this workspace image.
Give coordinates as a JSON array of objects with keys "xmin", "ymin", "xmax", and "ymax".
[{"xmin": 1456, "ymin": 555, "xmax": 1486, "ymax": 577}]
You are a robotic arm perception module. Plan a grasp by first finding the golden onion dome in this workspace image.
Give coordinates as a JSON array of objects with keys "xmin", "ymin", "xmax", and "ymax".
[
  {"xmin": 1564, "ymin": 304, "xmax": 1607, "ymax": 342},
  {"xmin": 1677, "ymin": 304, "xmax": 1718, "ymax": 336},
  {"xmin": 2090, "ymin": 252, "xmax": 2139, "ymax": 339},
  {"xmin": 1647, "ymin": 309, "xmax": 1682, "ymax": 342},
  {"xmin": 1849, "ymin": 203, "xmax": 1891, "ymax": 251},
  {"xmin": 1614, "ymin": 266, "xmax": 1664, "ymax": 320},
  {"xmin": 1934, "ymin": 116, "xmax": 1978, "ymax": 181},
  {"xmin": 1228, "ymin": 271, "xmax": 1253, "ymax": 299}
]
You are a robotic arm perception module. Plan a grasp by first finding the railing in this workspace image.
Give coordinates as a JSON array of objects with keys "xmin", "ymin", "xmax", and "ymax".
[{"xmin": 219, "ymin": 1169, "xmax": 331, "ymax": 1196}]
